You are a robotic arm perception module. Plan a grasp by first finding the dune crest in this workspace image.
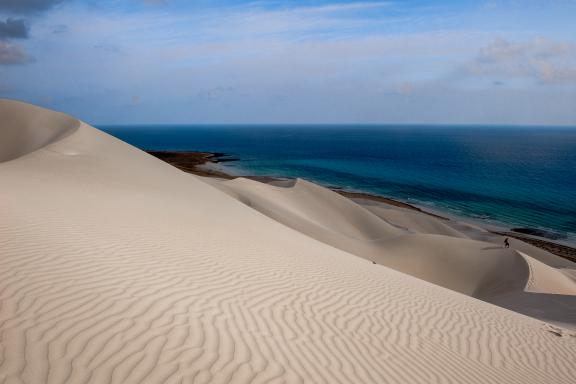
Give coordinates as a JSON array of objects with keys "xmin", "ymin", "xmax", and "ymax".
[
  {"xmin": 1, "ymin": 101, "xmax": 575, "ymax": 383},
  {"xmin": 0, "ymin": 99, "xmax": 80, "ymax": 162}
]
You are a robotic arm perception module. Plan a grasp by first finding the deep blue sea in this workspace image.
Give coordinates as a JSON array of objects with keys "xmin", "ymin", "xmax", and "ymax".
[{"xmin": 100, "ymin": 125, "xmax": 576, "ymax": 242}]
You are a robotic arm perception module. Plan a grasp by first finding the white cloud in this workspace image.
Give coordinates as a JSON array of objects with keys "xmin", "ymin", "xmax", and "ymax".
[
  {"xmin": 462, "ymin": 37, "xmax": 576, "ymax": 84},
  {"xmin": 142, "ymin": 0, "xmax": 167, "ymax": 5},
  {"xmin": 0, "ymin": 41, "xmax": 31, "ymax": 64},
  {"xmin": 130, "ymin": 95, "xmax": 141, "ymax": 105},
  {"xmin": 279, "ymin": 2, "xmax": 393, "ymax": 14}
]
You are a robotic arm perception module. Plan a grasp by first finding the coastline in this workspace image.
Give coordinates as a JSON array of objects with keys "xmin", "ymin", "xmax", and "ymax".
[
  {"xmin": 146, "ymin": 151, "xmax": 446, "ymax": 215},
  {"xmin": 147, "ymin": 150, "xmax": 576, "ymax": 263}
]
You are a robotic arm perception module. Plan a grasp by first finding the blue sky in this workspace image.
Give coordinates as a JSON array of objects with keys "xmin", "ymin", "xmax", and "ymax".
[{"xmin": 1, "ymin": 0, "xmax": 575, "ymax": 124}]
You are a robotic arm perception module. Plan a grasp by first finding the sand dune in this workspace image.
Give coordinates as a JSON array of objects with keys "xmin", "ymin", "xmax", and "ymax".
[
  {"xmin": 1, "ymin": 100, "xmax": 575, "ymax": 383},
  {"xmin": 210, "ymin": 175, "xmax": 576, "ymax": 319},
  {"xmin": 204, "ymin": 177, "xmax": 406, "ymax": 264}
]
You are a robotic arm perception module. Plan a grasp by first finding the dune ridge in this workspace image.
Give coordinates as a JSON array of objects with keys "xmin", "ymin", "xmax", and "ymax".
[
  {"xmin": 1, "ymin": 100, "xmax": 575, "ymax": 383},
  {"xmin": 0, "ymin": 99, "xmax": 80, "ymax": 163}
]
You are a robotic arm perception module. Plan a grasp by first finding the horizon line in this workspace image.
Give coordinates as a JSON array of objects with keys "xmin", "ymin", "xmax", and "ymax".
[{"xmin": 96, "ymin": 122, "xmax": 576, "ymax": 128}]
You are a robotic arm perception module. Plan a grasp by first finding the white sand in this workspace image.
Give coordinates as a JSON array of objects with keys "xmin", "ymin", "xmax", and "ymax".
[{"xmin": 1, "ymin": 99, "xmax": 575, "ymax": 383}]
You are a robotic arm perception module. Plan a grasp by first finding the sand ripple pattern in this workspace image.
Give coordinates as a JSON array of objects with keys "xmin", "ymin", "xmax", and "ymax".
[{"xmin": 1, "ymin": 120, "xmax": 575, "ymax": 383}]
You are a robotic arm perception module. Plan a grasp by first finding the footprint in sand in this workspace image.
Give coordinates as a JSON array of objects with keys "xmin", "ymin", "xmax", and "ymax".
[{"xmin": 543, "ymin": 323, "xmax": 576, "ymax": 338}]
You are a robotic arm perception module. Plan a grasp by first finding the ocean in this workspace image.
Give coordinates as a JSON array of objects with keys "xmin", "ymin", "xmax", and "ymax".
[{"xmin": 100, "ymin": 124, "xmax": 576, "ymax": 242}]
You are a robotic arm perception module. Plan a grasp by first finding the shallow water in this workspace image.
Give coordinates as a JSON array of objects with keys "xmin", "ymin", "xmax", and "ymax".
[{"xmin": 101, "ymin": 124, "xmax": 576, "ymax": 242}]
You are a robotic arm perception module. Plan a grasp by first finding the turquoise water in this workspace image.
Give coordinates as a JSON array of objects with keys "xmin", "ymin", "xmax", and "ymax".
[{"xmin": 101, "ymin": 125, "xmax": 576, "ymax": 242}]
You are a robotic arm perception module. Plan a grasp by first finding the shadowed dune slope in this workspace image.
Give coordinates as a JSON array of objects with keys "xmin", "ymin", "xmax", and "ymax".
[
  {"xmin": 360, "ymin": 203, "xmax": 468, "ymax": 238},
  {"xmin": 1, "ymin": 101, "xmax": 576, "ymax": 383},
  {"xmin": 0, "ymin": 99, "xmax": 80, "ymax": 162},
  {"xmin": 210, "ymin": 177, "xmax": 406, "ymax": 241}
]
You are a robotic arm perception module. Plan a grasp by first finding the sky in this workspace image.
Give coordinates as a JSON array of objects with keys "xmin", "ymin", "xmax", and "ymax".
[{"xmin": 0, "ymin": 0, "xmax": 575, "ymax": 125}]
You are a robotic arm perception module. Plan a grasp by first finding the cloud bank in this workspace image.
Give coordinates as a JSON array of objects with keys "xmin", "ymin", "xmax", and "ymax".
[
  {"xmin": 0, "ymin": 0, "xmax": 66, "ymax": 15},
  {"xmin": 0, "ymin": 0, "xmax": 574, "ymax": 125},
  {"xmin": 0, "ymin": 18, "xmax": 29, "ymax": 39},
  {"xmin": 463, "ymin": 38, "xmax": 576, "ymax": 84}
]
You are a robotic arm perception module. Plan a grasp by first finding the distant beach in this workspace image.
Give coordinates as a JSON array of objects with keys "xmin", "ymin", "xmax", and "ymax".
[{"xmin": 146, "ymin": 150, "xmax": 576, "ymax": 263}]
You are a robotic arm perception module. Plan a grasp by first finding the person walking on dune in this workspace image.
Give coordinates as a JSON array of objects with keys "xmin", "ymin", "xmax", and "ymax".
[{"xmin": 504, "ymin": 238, "xmax": 510, "ymax": 248}]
